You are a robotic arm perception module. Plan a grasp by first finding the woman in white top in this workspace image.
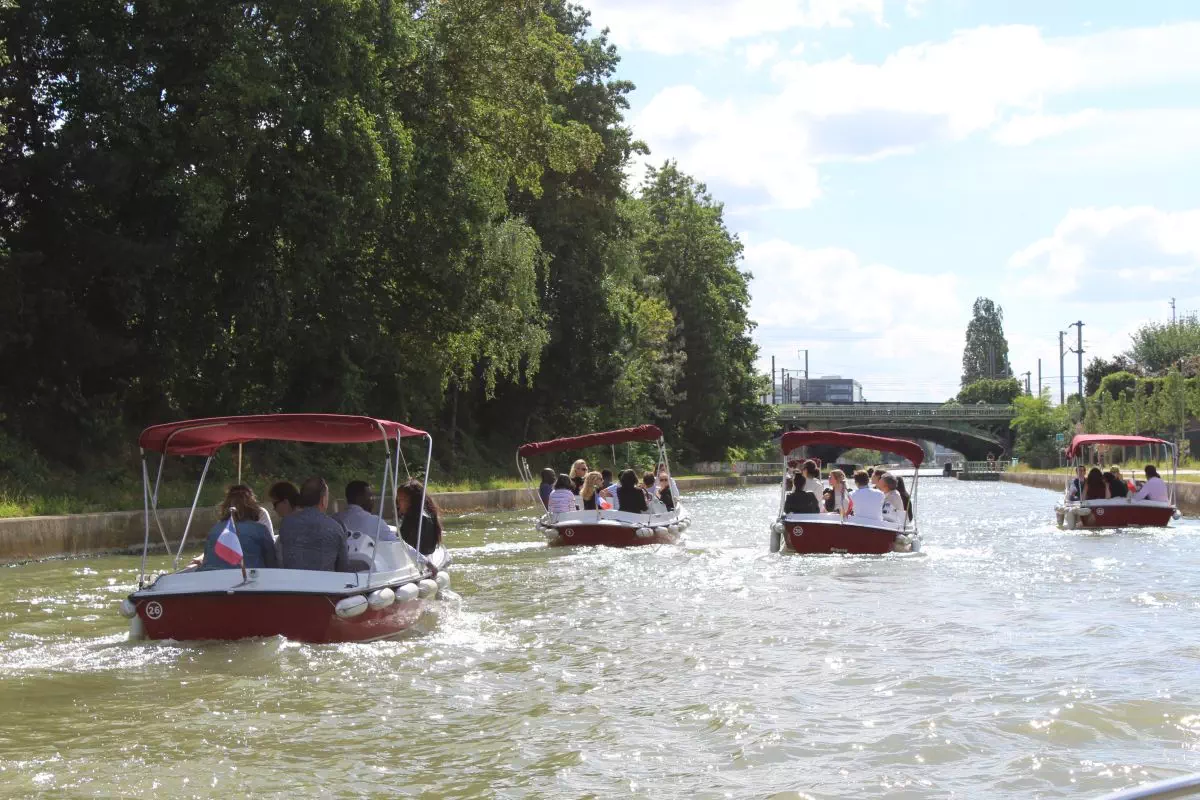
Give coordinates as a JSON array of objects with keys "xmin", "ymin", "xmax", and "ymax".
[
  {"xmin": 827, "ymin": 469, "xmax": 852, "ymax": 518},
  {"xmin": 547, "ymin": 474, "xmax": 577, "ymax": 514},
  {"xmin": 879, "ymin": 473, "xmax": 906, "ymax": 524}
]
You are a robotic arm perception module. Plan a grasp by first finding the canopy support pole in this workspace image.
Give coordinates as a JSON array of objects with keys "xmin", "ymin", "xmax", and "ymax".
[
  {"xmin": 237, "ymin": 443, "xmax": 243, "ymax": 485},
  {"xmin": 149, "ymin": 453, "xmax": 172, "ymax": 554},
  {"xmin": 173, "ymin": 455, "xmax": 213, "ymax": 570},
  {"xmin": 415, "ymin": 434, "xmax": 433, "ymax": 561},
  {"xmin": 138, "ymin": 454, "xmax": 152, "ymax": 589}
]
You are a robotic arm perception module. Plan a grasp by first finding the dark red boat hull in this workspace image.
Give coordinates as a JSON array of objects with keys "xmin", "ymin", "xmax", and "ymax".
[
  {"xmin": 1076, "ymin": 504, "xmax": 1175, "ymax": 529},
  {"xmin": 134, "ymin": 593, "xmax": 424, "ymax": 643},
  {"xmin": 784, "ymin": 521, "xmax": 901, "ymax": 555},
  {"xmin": 549, "ymin": 523, "xmax": 679, "ymax": 548}
]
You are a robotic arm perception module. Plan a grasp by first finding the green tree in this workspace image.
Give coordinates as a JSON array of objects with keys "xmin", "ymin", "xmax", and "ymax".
[
  {"xmin": 960, "ymin": 297, "xmax": 1013, "ymax": 386},
  {"xmin": 957, "ymin": 377, "xmax": 1022, "ymax": 405},
  {"xmin": 1011, "ymin": 392, "xmax": 1069, "ymax": 466},
  {"xmin": 1085, "ymin": 355, "xmax": 1138, "ymax": 397},
  {"xmin": 1126, "ymin": 315, "xmax": 1200, "ymax": 374}
]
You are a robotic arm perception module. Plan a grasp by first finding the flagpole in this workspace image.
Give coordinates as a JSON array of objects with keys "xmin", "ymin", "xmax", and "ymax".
[{"xmin": 230, "ymin": 507, "xmax": 248, "ymax": 581}]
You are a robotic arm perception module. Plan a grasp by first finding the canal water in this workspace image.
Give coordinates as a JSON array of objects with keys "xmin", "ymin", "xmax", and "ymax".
[{"xmin": 1, "ymin": 480, "xmax": 1198, "ymax": 798}]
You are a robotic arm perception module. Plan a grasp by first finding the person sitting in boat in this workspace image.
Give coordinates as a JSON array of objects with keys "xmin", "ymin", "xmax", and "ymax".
[
  {"xmin": 276, "ymin": 477, "xmax": 352, "ymax": 572},
  {"xmin": 657, "ymin": 472, "xmax": 676, "ymax": 511},
  {"xmin": 580, "ymin": 471, "xmax": 609, "ymax": 511},
  {"xmin": 332, "ymin": 481, "xmax": 396, "ymax": 542},
  {"xmin": 600, "ymin": 469, "xmax": 618, "ymax": 505},
  {"xmin": 827, "ymin": 469, "xmax": 852, "ymax": 517},
  {"xmin": 895, "ymin": 475, "xmax": 914, "ymax": 521},
  {"xmin": 1102, "ymin": 468, "xmax": 1129, "ymax": 499},
  {"xmin": 198, "ymin": 485, "xmax": 278, "ymax": 570},
  {"xmin": 396, "ymin": 479, "xmax": 444, "ymax": 556},
  {"xmin": 849, "ymin": 470, "xmax": 884, "ymax": 521},
  {"xmin": 1133, "ymin": 465, "xmax": 1169, "ymax": 502},
  {"xmin": 1082, "ymin": 467, "xmax": 1110, "ymax": 500},
  {"xmin": 783, "ymin": 461, "xmax": 822, "ymax": 514},
  {"xmin": 880, "ymin": 474, "xmax": 907, "ymax": 524},
  {"xmin": 1067, "ymin": 465, "xmax": 1087, "ymax": 502},
  {"xmin": 616, "ymin": 469, "xmax": 649, "ymax": 514},
  {"xmin": 267, "ymin": 481, "xmax": 300, "ymax": 523},
  {"xmin": 570, "ymin": 459, "xmax": 589, "ymax": 494},
  {"xmin": 547, "ymin": 473, "xmax": 576, "ymax": 514},
  {"xmin": 538, "ymin": 468, "xmax": 556, "ymax": 509},
  {"xmin": 657, "ymin": 465, "xmax": 681, "ymax": 501}
]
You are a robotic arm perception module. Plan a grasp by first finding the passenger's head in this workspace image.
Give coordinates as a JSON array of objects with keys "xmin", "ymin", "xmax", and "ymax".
[
  {"xmin": 396, "ymin": 479, "xmax": 437, "ymax": 518},
  {"xmin": 267, "ymin": 481, "xmax": 300, "ymax": 517},
  {"xmin": 880, "ymin": 474, "xmax": 898, "ymax": 492},
  {"xmin": 571, "ymin": 459, "xmax": 588, "ymax": 479},
  {"xmin": 619, "ymin": 469, "xmax": 638, "ymax": 489},
  {"xmin": 1075, "ymin": 465, "xmax": 1087, "ymax": 479},
  {"xmin": 220, "ymin": 485, "xmax": 261, "ymax": 522},
  {"xmin": 554, "ymin": 473, "xmax": 572, "ymax": 491},
  {"xmin": 853, "ymin": 470, "xmax": 869, "ymax": 488},
  {"xmin": 658, "ymin": 464, "xmax": 671, "ymax": 478},
  {"xmin": 829, "ymin": 469, "xmax": 846, "ymax": 487},
  {"xmin": 297, "ymin": 477, "xmax": 328, "ymax": 511},
  {"xmin": 801, "ymin": 459, "xmax": 819, "ymax": 478},
  {"xmin": 1086, "ymin": 467, "xmax": 1105, "ymax": 491},
  {"xmin": 872, "ymin": 471, "xmax": 888, "ymax": 488},
  {"xmin": 540, "ymin": 467, "xmax": 556, "ymax": 485},
  {"xmin": 581, "ymin": 471, "xmax": 604, "ymax": 499},
  {"xmin": 1109, "ymin": 466, "xmax": 1122, "ymax": 477},
  {"xmin": 602, "ymin": 469, "xmax": 613, "ymax": 485},
  {"xmin": 642, "ymin": 471, "xmax": 655, "ymax": 488},
  {"xmin": 345, "ymin": 480, "xmax": 373, "ymax": 512},
  {"xmin": 1145, "ymin": 465, "xmax": 1159, "ymax": 479}
]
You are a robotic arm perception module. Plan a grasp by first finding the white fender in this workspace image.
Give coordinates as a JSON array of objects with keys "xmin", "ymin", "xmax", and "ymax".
[
  {"xmin": 128, "ymin": 615, "xmax": 145, "ymax": 641},
  {"xmin": 636, "ymin": 527, "xmax": 653, "ymax": 538},
  {"xmin": 653, "ymin": 527, "xmax": 667, "ymax": 537},
  {"xmin": 394, "ymin": 583, "xmax": 420, "ymax": 603},
  {"xmin": 118, "ymin": 598, "xmax": 138, "ymax": 619},
  {"xmin": 668, "ymin": 524, "xmax": 680, "ymax": 537},
  {"xmin": 367, "ymin": 588, "xmax": 395, "ymax": 611},
  {"xmin": 769, "ymin": 521, "xmax": 784, "ymax": 553},
  {"xmin": 335, "ymin": 595, "xmax": 369, "ymax": 618},
  {"xmin": 435, "ymin": 571, "xmax": 451, "ymax": 591},
  {"xmin": 418, "ymin": 578, "xmax": 438, "ymax": 599}
]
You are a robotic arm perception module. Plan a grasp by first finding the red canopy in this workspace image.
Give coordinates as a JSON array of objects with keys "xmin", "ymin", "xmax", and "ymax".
[
  {"xmin": 139, "ymin": 414, "xmax": 427, "ymax": 456},
  {"xmin": 1066, "ymin": 434, "xmax": 1171, "ymax": 459},
  {"xmin": 518, "ymin": 425, "xmax": 663, "ymax": 457},
  {"xmin": 780, "ymin": 431, "xmax": 925, "ymax": 466}
]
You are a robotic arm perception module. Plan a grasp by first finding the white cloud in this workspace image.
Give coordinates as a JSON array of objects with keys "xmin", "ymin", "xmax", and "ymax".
[
  {"xmin": 587, "ymin": 0, "xmax": 884, "ymax": 55},
  {"xmin": 744, "ymin": 40, "xmax": 781, "ymax": 70},
  {"xmin": 747, "ymin": 240, "xmax": 967, "ymax": 400},
  {"xmin": 991, "ymin": 110, "xmax": 1099, "ymax": 146},
  {"xmin": 1008, "ymin": 207, "xmax": 1200, "ymax": 300},
  {"xmin": 631, "ymin": 21, "xmax": 1200, "ymax": 208}
]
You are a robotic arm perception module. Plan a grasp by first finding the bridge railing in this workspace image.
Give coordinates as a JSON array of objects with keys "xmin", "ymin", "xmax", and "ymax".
[
  {"xmin": 958, "ymin": 460, "xmax": 1009, "ymax": 473},
  {"xmin": 690, "ymin": 461, "xmax": 780, "ymax": 475},
  {"xmin": 776, "ymin": 404, "xmax": 1013, "ymax": 419}
]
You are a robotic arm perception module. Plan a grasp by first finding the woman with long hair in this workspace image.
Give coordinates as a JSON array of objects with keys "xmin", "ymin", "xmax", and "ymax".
[
  {"xmin": 396, "ymin": 479, "xmax": 444, "ymax": 556},
  {"xmin": 580, "ymin": 471, "xmax": 608, "ymax": 511},
  {"xmin": 569, "ymin": 459, "xmax": 589, "ymax": 494},
  {"xmin": 1084, "ymin": 467, "xmax": 1110, "ymax": 500},
  {"xmin": 199, "ymin": 485, "xmax": 278, "ymax": 570},
  {"xmin": 895, "ymin": 475, "xmax": 913, "ymax": 521}
]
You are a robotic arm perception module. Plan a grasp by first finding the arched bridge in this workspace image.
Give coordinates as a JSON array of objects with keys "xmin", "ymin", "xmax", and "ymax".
[{"xmin": 776, "ymin": 403, "xmax": 1015, "ymax": 462}]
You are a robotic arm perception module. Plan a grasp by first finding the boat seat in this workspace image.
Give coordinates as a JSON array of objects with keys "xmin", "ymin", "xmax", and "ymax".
[{"xmin": 344, "ymin": 530, "xmax": 377, "ymax": 572}]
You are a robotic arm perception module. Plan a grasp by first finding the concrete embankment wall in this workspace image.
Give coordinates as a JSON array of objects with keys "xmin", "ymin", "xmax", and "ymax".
[
  {"xmin": 1001, "ymin": 472, "xmax": 1200, "ymax": 516},
  {"xmin": 0, "ymin": 474, "xmax": 776, "ymax": 563}
]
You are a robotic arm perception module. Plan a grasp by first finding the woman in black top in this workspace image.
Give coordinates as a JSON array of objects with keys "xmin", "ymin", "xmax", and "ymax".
[
  {"xmin": 396, "ymin": 479, "xmax": 443, "ymax": 555},
  {"xmin": 1103, "ymin": 471, "xmax": 1128, "ymax": 498},
  {"xmin": 615, "ymin": 469, "xmax": 649, "ymax": 513},
  {"xmin": 657, "ymin": 473, "xmax": 675, "ymax": 511}
]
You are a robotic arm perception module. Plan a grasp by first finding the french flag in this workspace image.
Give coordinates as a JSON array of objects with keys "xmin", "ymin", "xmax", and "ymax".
[{"xmin": 214, "ymin": 517, "xmax": 244, "ymax": 566}]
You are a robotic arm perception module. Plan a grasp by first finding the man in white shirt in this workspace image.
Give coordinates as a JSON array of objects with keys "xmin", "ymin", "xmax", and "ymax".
[
  {"xmin": 848, "ymin": 469, "xmax": 884, "ymax": 521},
  {"xmin": 1133, "ymin": 465, "xmax": 1170, "ymax": 502},
  {"xmin": 333, "ymin": 481, "xmax": 397, "ymax": 542}
]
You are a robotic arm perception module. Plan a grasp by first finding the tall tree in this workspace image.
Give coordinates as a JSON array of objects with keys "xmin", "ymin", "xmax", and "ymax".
[
  {"xmin": 1126, "ymin": 315, "xmax": 1200, "ymax": 375},
  {"xmin": 1084, "ymin": 355, "xmax": 1138, "ymax": 397},
  {"xmin": 960, "ymin": 297, "xmax": 1013, "ymax": 387}
]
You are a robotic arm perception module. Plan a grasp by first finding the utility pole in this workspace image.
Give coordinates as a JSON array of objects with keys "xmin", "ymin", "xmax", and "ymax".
[
  {"xmin": 771, "ymin": 355, "xmax": 776, "ymax": 405},
  {"xmin": 802, "ymin": 349, "xmax": 809, "ymax": 402},
  {"xmin": 1021, "ymin": 371, "xmax": 1031, "ymax": 395},
  {"xmin": 1171, "ymin": 297, "xmax": 1177, "ymax": 325},
  {"xmin": 1069, "ymin": 320, "xmax": 1085, "ymax": 410},
  {"xmin": 1058, "ymin": 331, "xmax": 1066, "ymax": 405},
  {"xmin": 1037, "ymin": 358, "xmax": 1042, "ymax": 399},
  {"xmin": 782, "ymin": 368, "xmax": 788, "ymax": 404}
]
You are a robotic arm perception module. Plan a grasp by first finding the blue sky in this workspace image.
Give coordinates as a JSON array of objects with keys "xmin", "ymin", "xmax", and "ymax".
[{"xmin": 587, "ymin": 0, "xmax": 1200, "ymax": 400}]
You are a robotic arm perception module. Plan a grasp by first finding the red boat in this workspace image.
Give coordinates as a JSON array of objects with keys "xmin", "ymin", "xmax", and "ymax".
[
  {"xmin": 517, "ymin": 425, "xmax": 689, "ymax": 547},
  {"xmin": 1055, "ymin": 434, "xmax": 1181, "ymax": 529},
  {"xmin": 118, "ymin": 414, "xmax": 451, "ymax": 643},
  {"xmin": 769, "ymin": 431, "xmax": 923, "ymax": 555}
]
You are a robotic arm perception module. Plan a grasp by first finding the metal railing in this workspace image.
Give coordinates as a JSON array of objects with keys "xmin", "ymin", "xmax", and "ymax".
[
  {"xmin": 776, "ymin": 404, "xmax": 1013, "ymax": 419},
  {"xmin": 958, "ymin": 460, "xmax": 1009, "ymax": 473}
]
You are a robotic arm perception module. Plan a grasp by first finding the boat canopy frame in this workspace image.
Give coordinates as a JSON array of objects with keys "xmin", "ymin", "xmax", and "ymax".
[
  {"xmin": 777, "ymin": 430, "xmax": 924, "ymax": 534},
  {"xmin": 136, "ymin": 414, "xmax": 434, "ymax": 589},
  {"xmin": 1063, "ymin": 434, "xmax": 1177, "ymax": 506},
  {"xmin": 516, "ymin": 425, "xmax": 671, "ymax": 507}
]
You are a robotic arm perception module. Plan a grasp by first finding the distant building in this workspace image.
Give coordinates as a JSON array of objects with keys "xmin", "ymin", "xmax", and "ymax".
[{"xmin": 775, "ymin": 374, "xmax": 863, "ymax": 404}]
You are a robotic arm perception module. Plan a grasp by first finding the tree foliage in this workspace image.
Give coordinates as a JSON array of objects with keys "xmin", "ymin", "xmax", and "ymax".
[
  {"xmin": 957, "ymin": 378, "xmax": 1022, "ymax": 405},
  {"xmin": 960, "ymin": 297, "xmax": 1013, "ymax": 386},
  {"xmin": 1011, "ymin": 392, "xmax": 1069, "ymax": 466},
  {"xmin": 0, "ymin": 0, "xmax": 769, "ymax": 474},
  {"xmin": 1126, "ymin": 315, "xmax": 1200, "ymax": 375},
  {"xmin": 1084, "ymin": 355, "xmax": 1138, "ymax": 397}
]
